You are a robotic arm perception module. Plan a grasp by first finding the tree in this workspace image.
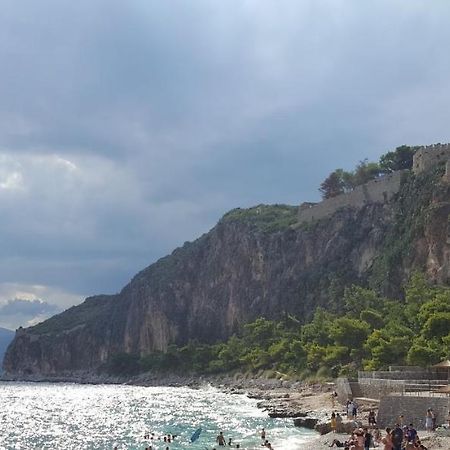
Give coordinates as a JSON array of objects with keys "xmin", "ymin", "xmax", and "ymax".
[
  {"xmin": 352, "ymin": 159, "xmax": 382, "ymax": 185},
  {"xmin": 344, "ymin": 285, "xmax": 381, "ymax": 316},
  {"xmin": 360, "ymin": 309, "xmax": 384, "ymax": 330},
  {"xmin": 319, "ymin": 169, "xmax": 346, "ymax": 199},
  {"xmin": 319, "ymin": 160, "xmax": 381, "ymax": 200},
  {"xmin": 301, "ymin": 308, "xmax": 333, "ymax": 346},
  {"xmin": 330, "ymin": 317, "xmax": 369, "ymax": 349},
  {"xmin": 404, "ymin": 272, "xmax": 437, "ymax": 331},
  {"xmin": 407, "ymin": 337, "xmax": 442, "ymax": 366},
  {"xmin": 364, "ymin": 325, "xmax": 413, "ymax": 369},
  {"xmin": 379, "ymin": 145, "xmax": 416, "ymax": 173},
  {"xmin": 422, "ymin": 313, "xmax": 450, "ymax": 339},
  {"xmin": 108, "ymin": 353, "xmax": 141, "ymax": 375}
]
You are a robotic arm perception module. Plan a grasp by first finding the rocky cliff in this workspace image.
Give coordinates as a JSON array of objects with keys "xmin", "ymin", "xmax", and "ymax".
[
  {"xmin": 3, "ymin": 167, "xmax": 450, "ymax": 376},
  {"xmin": 0, "ymin": 328, "xmax": 14, "ymax": 372}
]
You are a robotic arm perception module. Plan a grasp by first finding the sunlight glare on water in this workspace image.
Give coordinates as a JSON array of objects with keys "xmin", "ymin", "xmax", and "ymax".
[{"xmin": 0, "ymin": 382, "xmax": 317, "ymax": 450}]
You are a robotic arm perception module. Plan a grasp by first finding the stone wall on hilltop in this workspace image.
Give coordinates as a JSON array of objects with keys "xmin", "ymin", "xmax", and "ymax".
[
  {"xmin": 298, "ymin": 171, "xmax": 404, "ymax": 224},
  {"xmin": 298, "ymin": 143, "xmax": 450, "ymax": 225},
  {"xmin": 412, "ymin": 143, "xmax": 450, "ymax": 174}
]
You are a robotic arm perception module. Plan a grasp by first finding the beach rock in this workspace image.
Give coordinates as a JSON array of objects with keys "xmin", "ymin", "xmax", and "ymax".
[
  {"xmin": 293, "ymin": 417, "xmax": 318, "ymax": 429},
  {"xmin": 268, "ymin": 409, "xmax": 306, "ymax": 418},
  {"xmin": 314, "ymin": 422, "xmax": 332, "ymax": 435}
]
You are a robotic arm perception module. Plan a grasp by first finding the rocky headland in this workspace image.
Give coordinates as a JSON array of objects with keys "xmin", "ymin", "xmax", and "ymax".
[{"xmin": 4, "ymin": 162, "xmax": 450, "ymax": 377}]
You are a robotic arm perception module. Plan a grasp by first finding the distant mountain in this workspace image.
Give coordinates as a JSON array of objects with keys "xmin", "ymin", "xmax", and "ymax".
[{"xmin": 0, "ymin": 328, "xmax": 14, "ymax": 371}]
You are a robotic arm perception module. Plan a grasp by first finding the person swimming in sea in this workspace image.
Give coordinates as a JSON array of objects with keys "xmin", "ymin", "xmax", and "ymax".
[{"xmin": 216, "ymin": 431, "xmax": 226, "ymax": 446}]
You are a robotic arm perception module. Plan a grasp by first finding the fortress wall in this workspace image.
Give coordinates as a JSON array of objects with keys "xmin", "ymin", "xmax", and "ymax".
[
  {"xmin": 377, "ymin": 395, "xmax": 450, "ymax": 429},
  {"xmin": 359, "ymin": 370, "xmax": 432, "ymax": 381},
  {"xmin": 335, "ymin": 377, "xmax": 354, "ymax": 404},
  {"xmin": 358, "ymin": 378, "xmax": 405, "ymax": 400},
  {"xmin": 298, "ymin": 171, "xmax": 404, "ymax": 223},
  {"xmin": 413, "ymin": 143, "xmax": 450, "ymax": 174}
]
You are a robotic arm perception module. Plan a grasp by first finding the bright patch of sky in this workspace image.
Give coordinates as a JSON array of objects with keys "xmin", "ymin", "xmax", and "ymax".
[{"xmin": 0, "ymin": 0, "xmax": 450, "ymax": 328}]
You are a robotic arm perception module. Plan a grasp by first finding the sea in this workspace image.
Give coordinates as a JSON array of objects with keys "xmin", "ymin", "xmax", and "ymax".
[{"xmin": 0, "ymin": 382, "xmax": 317, "ymax": 450}]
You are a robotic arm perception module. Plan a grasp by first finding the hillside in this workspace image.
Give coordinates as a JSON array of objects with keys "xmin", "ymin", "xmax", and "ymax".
[
  {"xmin": 0, "ymin": 328, "xmax": 15, "ymax": 371},
  {"xmin": 3, "ymin": 156, "xmax": 450, "ymax": 377}
]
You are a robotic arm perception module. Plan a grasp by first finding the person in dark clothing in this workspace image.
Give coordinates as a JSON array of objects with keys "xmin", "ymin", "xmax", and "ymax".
[
  {"xmin": 363, "ymin": 428, "xmax": 372, "ymax": 450},
  {"xmin": 368, "ymin": 410, "xmax": 376, "ymax": 426},
  {"xmin": 216, "ymin": 432, "xmax": 226, "ymax": 446},
  {"xmin": 391, "ymin": 424, "xmax": 403, "ymax": 450},
  {"xmin": 407, "ymin": 424, "xmax": 417, "ymax": 444}
]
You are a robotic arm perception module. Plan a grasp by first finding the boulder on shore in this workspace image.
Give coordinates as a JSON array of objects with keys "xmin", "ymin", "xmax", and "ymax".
[{"xmin": 293, "ymin": 417, "xmax": 318, "ymax": 429}]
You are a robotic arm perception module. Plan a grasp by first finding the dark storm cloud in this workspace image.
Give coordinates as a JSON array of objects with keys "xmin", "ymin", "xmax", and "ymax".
[
  {"xmin": 0, "ymin": 298, "xmax": 61, "ymax": 330},
  {"xmin": 0, "ymin": 1, "xmax": 450, "ymax": 311},
  {"xmin": 0, "ymin": 299, "xmax": 59, "ymax": 317}
]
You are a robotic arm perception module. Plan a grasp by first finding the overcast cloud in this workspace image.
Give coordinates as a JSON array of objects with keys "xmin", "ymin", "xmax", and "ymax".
[{"xmin": 1, "ymin": 0, "xmax": 450, "ymax": 329}]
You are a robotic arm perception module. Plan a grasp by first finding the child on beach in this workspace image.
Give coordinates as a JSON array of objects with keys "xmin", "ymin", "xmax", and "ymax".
[{"xmin": 331, "ymin": 412, "xmax": 337, "ymax": 433}]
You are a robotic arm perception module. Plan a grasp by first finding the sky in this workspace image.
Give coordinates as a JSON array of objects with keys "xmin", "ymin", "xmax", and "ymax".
[{"xmin": 1, "ymin": 0, "xmax": 450, "ymax": 330}]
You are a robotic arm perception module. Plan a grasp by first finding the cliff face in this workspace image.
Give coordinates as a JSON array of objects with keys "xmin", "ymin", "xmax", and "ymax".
[
  {"xmin": 3, "ymin": 169, "xmax": 450, "ymax": 376},
  {"xmin": 0, "ymin": 328, "xmax": 14, "ymax": 371}
]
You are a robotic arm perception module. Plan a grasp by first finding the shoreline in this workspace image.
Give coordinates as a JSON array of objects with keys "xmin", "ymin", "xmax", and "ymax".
[
  {"xmin": 1, "ymin": 371, "xmax": 335, "ymax": 425},
  {"xmin": 3, "ymin": 373, "xmax": 449, "ymax": 448}
]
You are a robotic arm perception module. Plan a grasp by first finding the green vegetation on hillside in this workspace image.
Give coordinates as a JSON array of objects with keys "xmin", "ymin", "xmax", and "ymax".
[
  {"xmin": 220, "ymin": 204, "xmax": 298, "ymax": 232},
  {"xmin": 105, "ymin": 273, "xmax": 450, "ymax": 379},
  {"xmin": 30, "ymin": 295, "xmax": 114, "ymax": 335},
  {"xmin": 369, "ymin": 164, "xmax": 446, "ymax": 293}
]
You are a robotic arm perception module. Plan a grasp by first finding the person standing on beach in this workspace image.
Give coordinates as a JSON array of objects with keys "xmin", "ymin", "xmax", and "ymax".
[
  {"xmin": 381, "ymin": 428, "xmax": 393, "ymax": 450},
  {"xmin": 363, "ymin": 428, "xmax": 372, "ymax": 450},
  {"xmin": 346, "ymin": 400, "xmax": 353, "ymax": 419},
  {"xmin": 373, "ymin": 427, "xmax": 381, "ymax": 445},
  {"xmin": 352, "ymin": 401, "xmax": 358, "ymax": 419},
  {"xmin": 368, "ymin": 410, "xmax": 376, "ymax": 427},
  {"xmin": 331, "ymin": 391, "xmax": 337, "ymax": 408},
  {"xmin": 406, "ymin": 424, "xmax": 417, "ymax": 444},
  {"xmin": 336, "ymin": 413, "xmax": 343, "ymax": 432},
  {"xmin": 391, "ymin": 424, "xmax": 403, "ymax": 450},
  {"xmin": 425, "ymin": 409, "xmax": 433, "ymax": 432},
  {"xmin": 330, "ymin": 412, "xmax": 337, "ymax": 433}
]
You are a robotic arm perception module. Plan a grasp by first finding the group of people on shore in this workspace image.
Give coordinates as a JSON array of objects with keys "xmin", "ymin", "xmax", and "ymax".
[{"xmin": 329, "ymin": 423, "xmax": 428, "ymax": 450}]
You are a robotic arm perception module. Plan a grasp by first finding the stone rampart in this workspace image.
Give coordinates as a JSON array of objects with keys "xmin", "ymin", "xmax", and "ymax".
[
  {"xmin": 359, "ymin": 370, "xmax": 448, "ymax": 381},
  {"xmin": 413, "ymin": 143, "xmax": 450, "ymax": 174},
  {"xmin": 377, "ymin": 395, "xmax": 450, "ymax": 429},
  {"xmin": 358, "ymin": 378, "xmax": 405, "ymax": 399},
  {"xmin": 388, "ymin": 365, "xmax": 423, "ymax": 372},
  {"xmin": 335, "ymin": 377, "xmax": 354, "ymax": 404},
  {"xmin": 359, "ymin": 371, "xmax": 430, "ymax": 380},
  {"xmin": 298, "ymin": 171, "xmax": 404, "ymax": 223}
]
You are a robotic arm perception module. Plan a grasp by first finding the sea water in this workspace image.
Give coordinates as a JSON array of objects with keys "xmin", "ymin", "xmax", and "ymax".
[{"xmin": 0, "ymin": 382, "xmax": 317, "ymax": 450}]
